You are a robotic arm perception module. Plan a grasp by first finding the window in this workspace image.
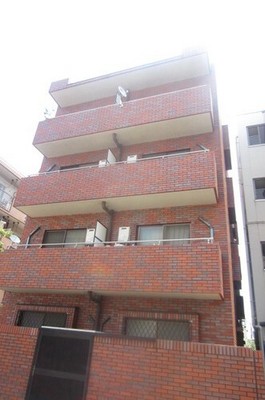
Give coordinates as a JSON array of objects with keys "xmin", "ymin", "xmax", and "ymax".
[
  {"xmin": 17, "ymin": 311, "xmax": 67, "ymax": 328},
  {"xmin": 60, "ymin": 162, "xmax": 98, "ymax": 171},
  {"xmin": 125, "ymin": 318, "xmax": 190, "ymax": 341},
  {"xmin": 224, "ymin": 149, "xmax": 232, "ymax": 170},
  {"xmin": 248, "ymin": 124, "xmax": 265, "ymax": 145},
  {"xmin": 0, "ymin": 183, "xmax": 5, "ymax": 201},
  {"xmin": 142, "ymin": 148, "xmax": 190, "ymax": 159},
  {"xmin": 138, "ymin": 224, "xmax": 190, "ymax": 245},
  {"xmin": 253, "ymin": 178, "xmax": 265, "ymax": 200},
  {"xmin": 262, "ymin": 242, "xmax": 265, "ymax": 269},
  {"xmin": 43, "ymin": 229, "xmax": 87, "ymax": 247}
]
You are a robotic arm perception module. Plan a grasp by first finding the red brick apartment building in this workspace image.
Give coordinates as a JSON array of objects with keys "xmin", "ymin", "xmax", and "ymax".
[{"xmin": 0, "ymin": 50, "xmax": 265, "ymax": 399}]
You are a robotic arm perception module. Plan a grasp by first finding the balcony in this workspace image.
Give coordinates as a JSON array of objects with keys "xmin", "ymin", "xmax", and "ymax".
[
  {"xmin": 0, "ymin": 242, "xmax": 223, "ymax": 299},
  {"xmin": 15, "ymin": 151, "xmax": 218, "ymax": 217},
  {"xmin": 33, "ymin": 85, "xmax": 213, "ymax": 158}
]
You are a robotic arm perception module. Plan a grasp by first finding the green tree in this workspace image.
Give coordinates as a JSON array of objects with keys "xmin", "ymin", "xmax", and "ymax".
[{"xmin": 0, "ymin": 227, "xmax": 12, "ymax": 252}]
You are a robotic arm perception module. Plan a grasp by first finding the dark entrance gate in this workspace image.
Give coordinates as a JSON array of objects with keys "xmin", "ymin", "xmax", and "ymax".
[{"xmin": 25, "ymin": 327, "xmax": 94, "ymax": 400}]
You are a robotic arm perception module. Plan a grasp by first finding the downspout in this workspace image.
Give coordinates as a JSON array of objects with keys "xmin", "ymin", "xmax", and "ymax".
[
  {"xmin": 112, "ymin": 133, "xmax": 122, "ymax": 161},
  {"xmin": 102, "ymin": 201, "xmax": 114, "ymax": 242},
  {"xmin": 198, "ymin": 217, "xmax": 214, "ymax": 242},
  {"xmin": 25, "ymin": 226, "xmax": 41, "ymax": 248},
  {"xmin": 90, "ymin": 292, "xmax": 102, "ymax": 331}
]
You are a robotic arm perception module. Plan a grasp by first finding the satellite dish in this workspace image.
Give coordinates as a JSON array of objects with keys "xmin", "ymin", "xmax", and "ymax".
[
  {"xmin": 9, "ymin": 234, "xmax": 21, "ymax": 244},
  {"xmin": 118, "ymin": 86, "xmax": 128, "ymax": 98}
]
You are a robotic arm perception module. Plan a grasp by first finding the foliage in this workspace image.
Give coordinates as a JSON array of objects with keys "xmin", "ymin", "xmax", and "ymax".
[
  {"xmin": 244, "ymin": 337, "xmax": 256, "ymax": 350},
  {"xmin": 0, "ymin": 227, "xmax": 12, "ymax": 252},
  {"xmin": 242, "ymin": 320, "xmax": 256, "ymax": 350}
]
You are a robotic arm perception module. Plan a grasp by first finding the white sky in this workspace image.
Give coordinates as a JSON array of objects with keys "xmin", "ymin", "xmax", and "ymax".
[{"xmin": 1, "ymin": 0, "xmax": 265, "ymax": 175}]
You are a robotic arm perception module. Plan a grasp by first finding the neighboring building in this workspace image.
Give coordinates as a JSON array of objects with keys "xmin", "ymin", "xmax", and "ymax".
[
  {"xmin": 0, "ymin": 158, "xmax": 26, "ymax": 303},
  {"xmin": 0, "ymin": 158, "xmax": 26, "ymax": 240},
  {"xmin": 1, "ymin": 51, "xmax": 264, "ymax": 400},
  {"xmin": 233, "ymin": 111, "xmax": 265, "ymax": 348}
]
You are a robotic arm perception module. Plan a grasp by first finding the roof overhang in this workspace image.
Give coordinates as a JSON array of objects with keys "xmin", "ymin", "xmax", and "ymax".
[{"xmin": 50, "ymin": 52, "xmax": 210, "ymax": 108}]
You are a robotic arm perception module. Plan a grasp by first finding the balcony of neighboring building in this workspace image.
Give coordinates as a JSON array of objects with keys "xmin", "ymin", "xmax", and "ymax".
[
  {"xmin": 0, "ymin": 159, "xmax": 26, "ymax": 238},
  {"xmin": 33, "ymin": 84, "xmax": 213, "ymax": 158},
  {"xmin": 0, "ymin": 240, "xmax": 223, "ymax": 300},
  {"xmin": 14, "ymin": 150, "xmax": 218, "ymax": 218}
]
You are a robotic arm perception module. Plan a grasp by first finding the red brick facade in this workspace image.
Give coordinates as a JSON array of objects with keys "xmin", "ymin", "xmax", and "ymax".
[
  {"xmin": 35, "ymin": 79, "xmax": 212, "ymax": 146},
  {"xmin": 0, "ymin": 51, "xmax": 256, "ymax": 398},
  {"xmin": 15, "ymin": 150, "xmax": 218, "ymax": 208}
]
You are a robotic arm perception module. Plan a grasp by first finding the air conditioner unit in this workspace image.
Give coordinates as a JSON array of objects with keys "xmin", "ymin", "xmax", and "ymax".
[
  {"xmin": 98, "ymin": 159, "xmax": 107, "ymax": 167},
  {"xmin": 127, "ymin": 155, "xmax": 137, "ymax": 163},
  {"xmin": 85, "ymin": 229, "xmax": 95, "ymax": 244},
  {"xmin": 117, "ymin": 226, "xmax": 130, "ymax": 243}
]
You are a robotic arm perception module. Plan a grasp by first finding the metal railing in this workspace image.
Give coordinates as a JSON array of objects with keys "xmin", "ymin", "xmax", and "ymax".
[
  {"xmin": 28, "ymin": 148, "xmax": 209, "ymax": 178},
  {"xmin": 8, "ymin": 236, "xmax": 214, "ymax": 250},
  {"xmin": 0, "ymin": 190, "xmax": 13, "ymax": 211}
]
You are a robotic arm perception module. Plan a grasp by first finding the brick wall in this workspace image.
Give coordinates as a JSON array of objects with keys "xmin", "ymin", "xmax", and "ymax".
[
  {"xmin": 0, "ymin": 243, "xmax": 223, "ymax": 298},
  {"xmin": 88, "ymin": 335, "xmax": 265, "ymax": 400},
  {"xmin": 15, "ymin": 151, "xmax": 217, "ymax": 207},
  {"xmin": 55, "ymin": 76, "xmax": 209, "ymax": 116},
  {"xmin": 0, "ymin": 326, "xmax": 38, "ymax": 400},
  {"xmin": 33, "ymin": 85, "xmax": 212, "ymax": 145},
  {"xmin": 0, "ymin": 325, "xmax": 264, "ymax": 400},
  {"xmin": 39, "ymin": 133, "xmax": 213, "ymax": 172},
  {"xmin": 0, "ymin": 290, "xmax": 235, "ymax": 345}
]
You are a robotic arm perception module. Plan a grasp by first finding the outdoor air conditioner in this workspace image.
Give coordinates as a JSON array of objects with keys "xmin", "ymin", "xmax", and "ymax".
[
  {"xmin": 85, "ymin": 229, "xmax": 95, "ymax": 244},
  {"xmin": 127, "ymin": 154, "xmax": 137, "ymax": 163},
  {"xmin": 98, "ymin": 159, "xmax": 107, "ymax": 167},
  {"xmin": 117, "ymin": 226, "xmax": 130, "ymax": 243}
]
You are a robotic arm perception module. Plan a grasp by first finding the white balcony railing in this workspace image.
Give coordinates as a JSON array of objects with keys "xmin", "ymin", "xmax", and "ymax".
[{"xmin": 7, "ymin": 236, "xmax": 214, "ymax": 250}]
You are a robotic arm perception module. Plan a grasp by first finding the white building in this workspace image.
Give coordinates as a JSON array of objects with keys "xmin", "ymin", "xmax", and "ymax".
[{"xmin": 233, "ymin": 111, "xmax": 265, "ymax": 347}]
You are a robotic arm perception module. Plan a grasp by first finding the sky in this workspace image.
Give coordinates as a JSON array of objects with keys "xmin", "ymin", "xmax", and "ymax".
[{"xmin": 1, "ymin": 0, "xmax": 265, "ymax": 176}]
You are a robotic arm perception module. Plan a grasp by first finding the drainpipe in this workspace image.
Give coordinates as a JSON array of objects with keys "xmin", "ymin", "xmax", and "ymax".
[
  {"xmin": 102, "ymin": 201, "xmax": 114, "ymax": 242},
  {"xmin": 198, "ymin": 217, "xmax": 214, "ymax": 242},
  {"xmin": 112, "ymin": 133, "xmax": 122, "ymax": 161},
  {"xmin": 90, "ymin": 292, "xmax": 102, "ymax": 331},
  {"xmin": 25, "ymin": 226, "xmax": 41, "ymax": 248}
]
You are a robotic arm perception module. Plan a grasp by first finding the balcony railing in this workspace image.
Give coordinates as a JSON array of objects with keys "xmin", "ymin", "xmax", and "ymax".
[
  {"xmin": 0, "ymin": 190, "xmax": 13, "ymax": 212},
  {"xmin": 0, "ymin": 240, "xmax": 223, "ymax": 299},
  {"xmin": 15, "ymin": 150, "xmax": 218, "ymax": 217},
  {"xmin": 10, "ymin": 236, "xmax": 214, "ymax": 249}
]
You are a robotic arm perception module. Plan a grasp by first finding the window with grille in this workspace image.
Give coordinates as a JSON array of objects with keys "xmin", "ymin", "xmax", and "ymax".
[
  {"xmin": 138, "ymin": 224, "xmax": 190, "ymax": 245},
  {"xmin": 253, "ymin": 178, "xmax": 265, "ymax": 200},
  {"xmin": 17, "ymin": 311, "xmax": 67, "ymax": 328},
  {"xmin": 125, "ymin": 319, "xmax": 190, "ymax": 341},
  {"xmin": 43, "ymin": 229, "xmax": 87, "ymax": 248},
  {"xmin": 248, "ymin": 124, "xmax": 265, "ymax": 145}
]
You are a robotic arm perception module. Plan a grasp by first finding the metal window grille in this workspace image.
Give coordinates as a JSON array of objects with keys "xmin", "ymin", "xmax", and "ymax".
[
  {"xmin": 126, "ymin": 319, "xmax": 190, "ymax": 341},
  {"xmin": 17, "ymin": 311, "xmax": 67, "ymax": 328}
]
